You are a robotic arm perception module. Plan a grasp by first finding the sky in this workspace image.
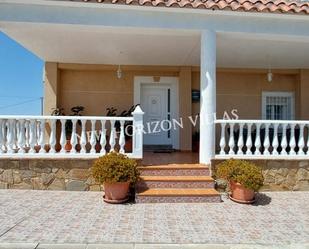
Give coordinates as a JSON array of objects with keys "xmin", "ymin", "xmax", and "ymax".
[{"xmin": 0, "ymin": 31, "xmax": 44, "ymax": 115}]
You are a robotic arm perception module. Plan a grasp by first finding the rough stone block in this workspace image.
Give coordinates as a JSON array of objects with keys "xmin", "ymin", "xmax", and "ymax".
[
  {"xmin": 5, "ymin": 160, "xmax": 20, "ymax": 169},
  {"xmin": 68, "ymin": 169, "xmax": 89, "ymax": 180},
  {"xmin": 296, "ymin": 168, "xmax": 309, "ymax": 181},
  {"xmin": 19, "ymin": 160, "xmax": 30, "ymax": 170},
  {"xmin": 299, "ymin": 161, "xmax": 309, "ymax": 168},
  {"xmin": 0, "ymin": 182, "xmax": 8, "ymax": 189},
  {"xmin": 0, "ymin": 169, "xmax": 14, "ymax": 185},
  {"xmin": 48, "ymin": 179, "xmax": 65, "ymax": 191},
  {"xmin": 29, "ymin": 160, "xmax": 52, "ymax": 173},
  {"xmin": 89, "ymin": 185, "xmax": 102, "ymax": 191},
  {"xmin": 13, "ymin": 171, "xmax": 22, "ymax": 184},
  {"xmin": 293, "ymin": 180, "xmax": 309, "ymax": 191},
  {"xmin": 55, "ymin": 169, "xmax": 68, "ymax": 179},
  {"xmin": 11, "ymin": 182, "xmax": 32, "ymax": 190},
  {"xmin": 66, "ymin": 180, "xmax": 88, "ymax": 191},
  {"xmin": 19, "ymin": 170, "xmax": 36, "ymax": 182},
  {"xmin": 31, "ymin": 177, "xmax": 45, "ymax": 190},
  {"xmin": 41, "ymin": 173, "xmax": 55, "ymax": 185},
  {"xmin": 267, "ymin": 161, "xmax": 283, "ymax": 169},
  {"xmin": 85, "ymin": 176, "xmax": 96, "ymax": 185},
  {"xmin": 73, "ymin": 160, "xmax": 90, "ymax": 169}
]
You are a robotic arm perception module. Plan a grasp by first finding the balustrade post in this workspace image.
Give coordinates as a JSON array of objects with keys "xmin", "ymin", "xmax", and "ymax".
[
  {"xmin": 254, "ymin": 124, "xmax": 261, "ymax": 155},
  {"xmin": 289, "ymin": 124, "xmax": 296, "ymax": 155},
  {"xmin": 298, "ymin": 124, "xmax": 305, "ymax": 155},
  {"xmin": 119, "ymin": 120, "xmax": 125, "ymax": 154},
  {"xmin": 49, "ymin": 119, "xmax": 56, "ymax": 154},
  {"xmin": 219, "ymin": 123, "xmax": 226, "ymax": 155},
  {"xmin": 70, "ymin": 120, "xmax": 77, "ymax": 154},
  {"xmin": 100, "ymin": 121, "xmax": 107, "ymax": 155},
  {"xmin": 17, "ymin": 119, "xmax": 26, "ymax": 154},
  {"xmin": 29, "ymin": 119, "xmax": 37, "ymax": 154},
  {"xmin": 228, "ymin": 123, "xmax": 235, "ymax": 155},
  {"xmin": 109, "ymin": 120, "xmax": 116, "ymax": 152},
  {"xmin": 245, "ymin": 123, "xmax": 252, "ymax": 155},
  {"xmin": 0, "ymin": 120, "xmax": 5, "ymax": 154},
  {"xmin": 263, "ymin": 123, "xmax": 270, "ymax": 155},
  {"xmin": 281, "ymin": 124, "xmax": 288, "ymax": 155},
  {"xmin": 90, "ymin": 120, "xmax": 97, "ymax": 154},
  {"xmin": 80, "ymin": 120, "xmax": 87, "ymax": 154},
  {"xmin": 60, "ymin": 119, "xmax": 67, "ymax": 153},
  {"xmin": 272, "ymin": 124, "xmax": 279, "ymax": 155},
  {"xmin": 39, "ymin": 119, "xmax": 46, "ymax": 153},
  {"xmin": 237, "ymin": 123, "xmax": 244, "ymax": 155},
  {"xmin": 132, "ymin": 106, "xmax": 144, "ymax": 159}
]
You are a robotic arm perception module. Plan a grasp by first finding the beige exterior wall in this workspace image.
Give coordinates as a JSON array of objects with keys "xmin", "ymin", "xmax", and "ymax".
[
  {"xmin": 192, "ymin": 69, "xmax": 300, "ymax": 120},
  {"xmin": 299, "ymin": 69, "xmax": 309, "ymax": 120},
  {"xmin": 44, "ymin": 62, "xmax": 308, "ymax": 151},
  {"xmin": 44, "ymin": 62, "xmax": 59, "ymax": 115}
]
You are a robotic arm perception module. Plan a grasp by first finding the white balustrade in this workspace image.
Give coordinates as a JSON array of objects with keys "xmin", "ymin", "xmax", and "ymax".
[
  {"xmin": 215, "ymin": 119, "xmax": 309, "ymax": 159},
  {"xmin": 0, "ymin": 106, "xmax": 144, "ymax": 159}
]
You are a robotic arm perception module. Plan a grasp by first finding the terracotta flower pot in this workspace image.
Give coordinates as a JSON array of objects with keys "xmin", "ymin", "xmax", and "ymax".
[
  {"xmin": 103, "ymin": 182, "xmax": 130, "ymax": 203},
  {"xmin": 230, "ymin": 181, "xmax": 255, "ymax": 203}
]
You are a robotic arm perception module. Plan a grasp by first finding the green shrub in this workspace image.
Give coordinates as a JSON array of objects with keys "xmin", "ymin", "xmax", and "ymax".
[
  {"xmin": 92, "ymin": 152, "xmax": 140, "ymax": 184},
  {"xmin": 216, "ymin": 159, "xmax": 264, "ymax": 191}
]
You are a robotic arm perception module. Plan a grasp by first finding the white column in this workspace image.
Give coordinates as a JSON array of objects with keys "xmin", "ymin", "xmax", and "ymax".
[
  {"xmin": 200, "ymin": 30, "xmax": 216, "ymax": 164},
  {"xmin": 132, "ymin": 105, "xmax": 144, "ymax": 159}
]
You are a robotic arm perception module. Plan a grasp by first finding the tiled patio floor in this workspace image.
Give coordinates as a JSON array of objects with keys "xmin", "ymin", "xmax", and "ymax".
[{"xmin": 0, "ymin": 190, "xmax": 308, "ymax": 245}]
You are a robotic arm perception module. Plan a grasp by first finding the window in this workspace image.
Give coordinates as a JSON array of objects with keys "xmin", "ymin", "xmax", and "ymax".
[{"xmin": 262, "ymin": 92, "xmax": 294, "ymax": 120}]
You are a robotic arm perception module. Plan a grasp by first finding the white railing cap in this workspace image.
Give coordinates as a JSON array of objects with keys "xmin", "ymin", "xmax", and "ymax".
[
  {"xmin": 132, "ymin": 105, "xmax": 144, "ymax": 115},
  {"xmin": 0, "ymin": 115, "xmax": 134, "ymax": 121},
  {"xmin": 215, "ymin": 119, "xmax": 309, "ymax": 125}
]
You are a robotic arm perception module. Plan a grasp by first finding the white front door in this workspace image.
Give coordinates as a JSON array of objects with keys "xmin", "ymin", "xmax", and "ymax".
[{"xmin": 141, "ymin": 85, "xmax": 171, "ymax": 145}]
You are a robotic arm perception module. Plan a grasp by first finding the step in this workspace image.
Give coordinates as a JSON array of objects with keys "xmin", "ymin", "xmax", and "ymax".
[
  {"xmin": 138, "ymin": 164, "xmax": 210, "ymax": 176},
  {"xmin": 137, "ymin": 175, "xmax": 215, "ymax": 189},
  {"xmin": 136, "ymin": 188, "xmax": 221, "ymax": 203}
]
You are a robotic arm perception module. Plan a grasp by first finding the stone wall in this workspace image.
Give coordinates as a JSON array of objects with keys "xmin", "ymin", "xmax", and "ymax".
[
  {"xmin": 212, "ymin": 159, "xmax": 309, "ymax": 191},
  {"xmin": 0, "ymin": 159, "xmax": 102, "ymax": 191}
]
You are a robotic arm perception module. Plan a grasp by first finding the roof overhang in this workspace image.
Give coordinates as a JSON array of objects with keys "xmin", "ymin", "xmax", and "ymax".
[{"xmin": 0, "ymin": 0, "xmax": 309, "ymax": 68}]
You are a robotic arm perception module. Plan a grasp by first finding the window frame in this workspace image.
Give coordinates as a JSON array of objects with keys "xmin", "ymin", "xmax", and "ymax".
[{"xmin": 261, "ymin": 91, "xmax": 295, "ymax": 120}]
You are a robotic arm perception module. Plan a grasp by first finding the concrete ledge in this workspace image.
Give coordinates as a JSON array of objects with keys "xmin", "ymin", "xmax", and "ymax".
[{"xmin": 0, "ymin": 243, "xmax": 308, "ymax": 249}]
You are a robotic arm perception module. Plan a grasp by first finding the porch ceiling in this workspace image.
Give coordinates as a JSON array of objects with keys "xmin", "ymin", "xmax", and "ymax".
[{"xmin": 1, "ymin": 22, "xmax": 309, "ymax": 68}]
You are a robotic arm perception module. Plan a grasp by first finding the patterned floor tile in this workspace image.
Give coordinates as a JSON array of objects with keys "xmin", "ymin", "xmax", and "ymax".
[{"xmin": 0, "ymin": 190, "xmax": 308, "ymax": 245}]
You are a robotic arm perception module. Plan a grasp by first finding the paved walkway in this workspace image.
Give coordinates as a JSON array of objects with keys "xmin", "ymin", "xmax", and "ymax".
[{"xmin": 0, "ymin": 190, "xmax": 308, "ymax": 248}]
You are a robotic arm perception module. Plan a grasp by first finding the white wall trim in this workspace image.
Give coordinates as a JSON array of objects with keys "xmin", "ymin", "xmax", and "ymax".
[
  {"xmin": 261, "ymin": 91, "xmax": 295, "ymax": 120},
  {"xmin": 134, "ymin": 76, "xmax": 179, "ymax": 149}
]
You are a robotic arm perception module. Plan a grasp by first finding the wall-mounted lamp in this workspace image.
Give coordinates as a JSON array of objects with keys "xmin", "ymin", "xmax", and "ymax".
[
  {"xmin": 267, "ymin": 68, "xmax": 273, "ymax": 83},
  {"xmin": 117, "ymin": 64, "xmax": 122, "ymax": 79}
]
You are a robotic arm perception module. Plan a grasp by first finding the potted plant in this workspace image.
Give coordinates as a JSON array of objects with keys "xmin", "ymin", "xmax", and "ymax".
[
  {"xmin": 119, "ymin": 105, "xmax": 137, "ymax": 153},
  {"xmin": 51, "ymin": 107, "xmax": 65, "ymax": 152},
  {"xmin": 105, "ymin": 105, "xmax": 137, "ymax": 153},
  {"xmin": 65, "ymin": 106, "xmax": 84, "ymax": 152},
  {"xmin": 92, "ymin": 152, "xmax": 140, "ymax": 204},
  {"xmin": 51, "ymin": 106, "xmax": 84, "ymax": 152},
  {"xmin": 216, "ymin": 159, "xmax": 264, "ymax": 204}
]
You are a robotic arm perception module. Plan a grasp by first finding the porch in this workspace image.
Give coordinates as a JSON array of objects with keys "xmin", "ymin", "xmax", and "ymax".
[{"xmin": 0, "ymin": 0, "xmax": 309, "ymax": 196}]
